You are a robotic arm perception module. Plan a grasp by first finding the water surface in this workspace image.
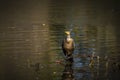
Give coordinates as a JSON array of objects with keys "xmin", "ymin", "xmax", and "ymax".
[{"xmin": 0, "ymin": 0, "xmax": 120, "ymax": 80}]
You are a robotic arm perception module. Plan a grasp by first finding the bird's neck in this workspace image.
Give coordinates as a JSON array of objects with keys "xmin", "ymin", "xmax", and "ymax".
[
  {"xmin": 66, "ymin": 35, "xmax": 71, "ymax": 42},
  {"xmin": 67, "ymin": 35, "xmax": 71, "ymax": 39}
]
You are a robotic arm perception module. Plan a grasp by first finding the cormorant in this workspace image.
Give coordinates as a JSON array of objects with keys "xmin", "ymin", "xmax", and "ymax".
[{"xmin": 62, "ymin": 31, "xmax": 75, "ymax": 59}]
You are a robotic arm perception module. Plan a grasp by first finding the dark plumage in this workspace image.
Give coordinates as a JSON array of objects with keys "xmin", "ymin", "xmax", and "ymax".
[{"xmin": 62, "ymin": 31, "xmax": 75, "ymax": 58}]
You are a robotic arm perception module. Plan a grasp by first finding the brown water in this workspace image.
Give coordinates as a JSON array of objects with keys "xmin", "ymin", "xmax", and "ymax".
[{"xmin": 0, "ymin": 0, "xmax": 120, "ymax": 80}]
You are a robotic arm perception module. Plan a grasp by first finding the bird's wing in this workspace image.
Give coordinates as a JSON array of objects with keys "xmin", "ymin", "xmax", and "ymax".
[
  {"xmin": 62, "ymin": 39, "xmax": 67, "ymax": 55},
  {"xmin": 72, "ymin": 39, "xmax": 75, "ymax": 49}
]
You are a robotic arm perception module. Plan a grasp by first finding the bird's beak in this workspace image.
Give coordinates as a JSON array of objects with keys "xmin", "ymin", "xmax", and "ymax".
[{"xmin": 65, "ymin": 31, "xmax": 70, "ymax": 35}]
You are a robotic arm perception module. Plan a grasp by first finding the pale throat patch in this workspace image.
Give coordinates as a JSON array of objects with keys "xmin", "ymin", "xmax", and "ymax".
[{"xmin": 66, "ymin": 37, "xmax": 72, "ymax": 42}]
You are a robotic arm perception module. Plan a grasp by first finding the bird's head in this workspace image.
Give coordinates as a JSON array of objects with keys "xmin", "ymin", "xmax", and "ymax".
[{"xmin": 65, "ymin": 31, "xmax": 70, "ymax": 35}]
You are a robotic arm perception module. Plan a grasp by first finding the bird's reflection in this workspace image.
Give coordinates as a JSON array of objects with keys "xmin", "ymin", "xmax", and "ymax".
[{"xmin": 62, "ymin": 61, "xmax": 74, "ymax": 80}]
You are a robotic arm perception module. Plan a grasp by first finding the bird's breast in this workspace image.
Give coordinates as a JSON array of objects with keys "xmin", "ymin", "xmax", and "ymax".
[{"xmin": 63, "ymin": 40, "xmax": 74, "ymax": 49}]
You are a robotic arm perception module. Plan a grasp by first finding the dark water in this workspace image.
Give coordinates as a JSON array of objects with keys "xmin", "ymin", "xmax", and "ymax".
[{"xmin": 0, "ymin": 0, "xmax": 120, "ymax": 80}]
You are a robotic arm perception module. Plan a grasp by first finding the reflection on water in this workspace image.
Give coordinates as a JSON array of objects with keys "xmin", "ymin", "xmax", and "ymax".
[
  {"xmin": 0, "ymin": 0, "xmax": 120, "ymax": 80},
  {"xmin": 62, "ymin": 61, "xmax": 74, "ymax": 80}
]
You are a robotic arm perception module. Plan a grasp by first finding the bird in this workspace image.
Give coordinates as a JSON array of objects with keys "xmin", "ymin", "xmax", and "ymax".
[{"xmin": 62, "ymin": 31, "xmax": 75, "ymax": 60}]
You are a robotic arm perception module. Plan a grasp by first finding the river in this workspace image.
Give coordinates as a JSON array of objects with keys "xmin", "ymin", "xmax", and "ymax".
[{"xmin": 0, "ymin": 0, "xmax": 120, "ymax": 80}]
